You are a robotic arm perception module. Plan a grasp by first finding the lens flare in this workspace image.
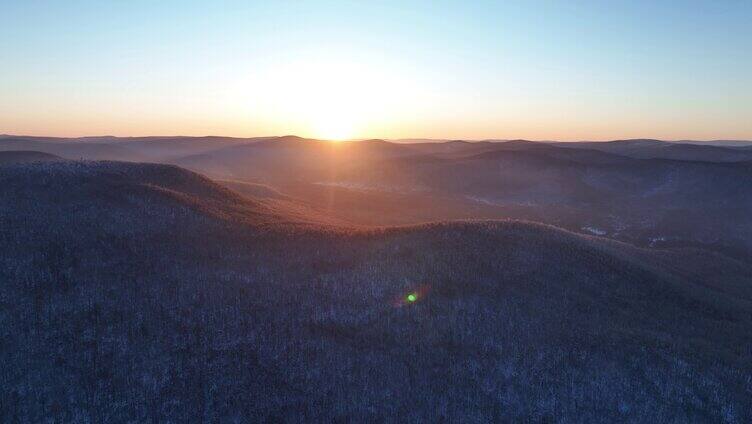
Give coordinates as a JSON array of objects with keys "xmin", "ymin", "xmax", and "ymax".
[{"xmin": 393, "ymin": 284, "xmax": 431, "ymax": 307}]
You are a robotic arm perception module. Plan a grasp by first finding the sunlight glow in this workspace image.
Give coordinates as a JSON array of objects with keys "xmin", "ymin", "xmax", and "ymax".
[
  {"xmin": 248, "ymin": 52, "xmax": 414, "ymax": 140},
  {"xmin": 311, "ymin": 107, "xmax": 356, "ymax": 141}
]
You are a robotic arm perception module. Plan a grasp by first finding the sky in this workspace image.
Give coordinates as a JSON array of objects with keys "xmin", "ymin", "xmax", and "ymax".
[{"xmin": 1, "ymin": 0, "xmax": 751, "ymax": 141}]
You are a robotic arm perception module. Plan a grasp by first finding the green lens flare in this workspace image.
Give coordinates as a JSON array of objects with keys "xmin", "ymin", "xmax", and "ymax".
[{"xmin": 407, "ymin": 293, "xmax": 417, "ymax": 302}]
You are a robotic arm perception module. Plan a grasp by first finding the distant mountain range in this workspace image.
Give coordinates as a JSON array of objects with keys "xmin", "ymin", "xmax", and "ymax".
[
  {"xmin": 390, "ymin": 137, "xmax": 752, "ymax": 146},
  {"xmin": 3, "ymin": 135, "xmax": 752, "ymax": 261}
]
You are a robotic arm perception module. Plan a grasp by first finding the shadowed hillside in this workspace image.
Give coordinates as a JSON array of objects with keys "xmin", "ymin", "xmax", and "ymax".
[
  {"xmin": 0, "ymin": 158, "xmax": 331, "ymax": 229},
  {"xmin": 1, "ymin": 159, "xmax": 751, "ymax": 422}
]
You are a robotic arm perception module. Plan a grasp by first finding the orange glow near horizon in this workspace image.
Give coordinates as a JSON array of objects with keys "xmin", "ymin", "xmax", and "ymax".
[
  {"xmin": 2, "ymin": 50, "xmax": 751, "ymax": 142},
  {"xmin": 2, "ymin": 47, "xmax": 750, "ymax": 142}
]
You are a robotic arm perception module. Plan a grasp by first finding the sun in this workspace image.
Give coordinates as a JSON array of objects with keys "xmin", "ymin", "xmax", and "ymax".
[
  {"xmin": 314, "ymin": 112, "xmax": 355, "ymax": 141},
  {"xmin": 309, "ymin": 98, "xmax": 359, "ymax": 141},
  {"xmin": 252, "ymin": 53, "xmax": 413, "ymax": 142}
]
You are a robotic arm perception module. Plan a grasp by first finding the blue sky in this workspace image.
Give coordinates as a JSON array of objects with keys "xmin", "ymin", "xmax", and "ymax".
[{"xmin": 1, "ymin": 0, "xmax": 750, "ymax": 140}]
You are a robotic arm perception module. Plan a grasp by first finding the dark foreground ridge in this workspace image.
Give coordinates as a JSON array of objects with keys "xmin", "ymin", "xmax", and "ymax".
[{"xmin": 1, "ymin": 158, "xmax": 751, "ymax": 422}]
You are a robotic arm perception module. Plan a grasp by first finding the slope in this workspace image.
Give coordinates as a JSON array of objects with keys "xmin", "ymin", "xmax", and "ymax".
[{"xmin": 0, "ymin": 160, "xmax": 751, "ymax": 422}]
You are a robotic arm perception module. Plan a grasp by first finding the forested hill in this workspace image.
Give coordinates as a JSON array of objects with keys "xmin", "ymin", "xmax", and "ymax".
[{"xmin": 1, "ymin": 156, "xmax": 751, "ymax": 422}]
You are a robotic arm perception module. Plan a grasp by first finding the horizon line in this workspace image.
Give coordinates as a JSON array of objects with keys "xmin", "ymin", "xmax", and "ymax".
[{"xmin": 2, "ymin": 133, "xmax": 751, "ymax": 144}]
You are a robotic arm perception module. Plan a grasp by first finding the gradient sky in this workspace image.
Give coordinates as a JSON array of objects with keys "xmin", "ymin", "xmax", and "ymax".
[{"xmin": 2, "ymin": 0, "xmax": 751, "ymax": 140}]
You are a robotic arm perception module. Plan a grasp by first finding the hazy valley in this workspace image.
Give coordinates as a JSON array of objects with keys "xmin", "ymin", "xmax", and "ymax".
[{"xmin": 4, "ymin": 135, "xmax": 752, "ymax": 258}]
